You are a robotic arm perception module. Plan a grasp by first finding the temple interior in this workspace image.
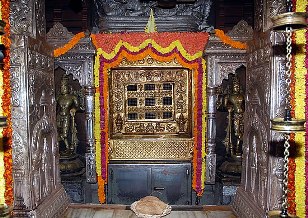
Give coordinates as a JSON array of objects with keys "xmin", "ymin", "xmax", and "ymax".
[{"xmin": 0, "ymin": 0, "xmax": 308, "ymax": 217}]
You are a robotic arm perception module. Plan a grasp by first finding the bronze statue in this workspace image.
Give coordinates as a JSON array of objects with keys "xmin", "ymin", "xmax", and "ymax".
[
  {"xmin": 217, "ymin": 75, "xmax": 245, "ymax": 176},
  {"xmin": 217, "ymin": 75, "xmax": 245, "ymax": 158},
  {"xmin": 228, "ymin": 76, "xmax": 244, "ymax": 157},
  {"xmin": 57, "ymin": 75, "xmax": 80, "ymax": 156}
]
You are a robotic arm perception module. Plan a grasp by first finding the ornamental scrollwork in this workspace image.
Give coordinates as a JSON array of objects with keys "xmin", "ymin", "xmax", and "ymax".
[{"xmin": 110, "ymin": 67, "xmax": 192, "ymax": 137}]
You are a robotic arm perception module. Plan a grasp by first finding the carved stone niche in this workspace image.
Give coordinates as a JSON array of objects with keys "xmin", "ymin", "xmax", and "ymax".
[
  {"xmin": 204, "ymin": 20, "xmax": 253, "ymax": 184},
  {"xmin": 47, "ymin": 23, "xmax": 97, "ymax": 183}
]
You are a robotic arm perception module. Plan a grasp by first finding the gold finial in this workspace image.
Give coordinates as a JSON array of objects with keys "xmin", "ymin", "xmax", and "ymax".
[{"xmin": 145, "ymin": 9, "xmax": 157, "ymax": 33}]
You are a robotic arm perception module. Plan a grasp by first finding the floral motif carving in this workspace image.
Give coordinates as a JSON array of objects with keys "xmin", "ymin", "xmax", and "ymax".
[
  {"xmin": 110, "ymin": 67, "xmax": 192, "ymax": 137},
  {"xmin": 10, "ymin": 0, "xmax": 46, "ymax": 38},
  {"xmin": 227, "ymin": 20, "xmax": 253, "ymax": 40},
  {"xmin": 109, "ymin": 139, "xmax": 193, "ymax": 160},
  {"xmin": 46, "ymin": 22, "xmax": 74, "ymax": 47}
]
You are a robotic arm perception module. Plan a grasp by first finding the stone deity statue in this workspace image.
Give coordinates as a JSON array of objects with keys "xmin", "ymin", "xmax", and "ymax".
[{"xmin": 57, "ymin": 75, "xmax": 80, "ymax": 156}]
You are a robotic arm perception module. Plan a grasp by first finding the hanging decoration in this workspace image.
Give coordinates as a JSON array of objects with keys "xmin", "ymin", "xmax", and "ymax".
[
  {"xmin": 0, "ymin": 1, "xmax": 4, "ymax": 206},
  {"xmin": 0, "ymin": 0, "xmax": 13, "ymax": 206},
  {"xmin": 293, "ymin": 0, "xmax": 307, "ymax": 217},
  {"xmin": 53, "ymin": 32, "xmax": 85, "ymax": 57},
  {"xmin": 91, "ymin": 32, "xmax": 209, "ymax": 203},
  {"xmin": 287, "ymin": 29, "xmax": 297, "ymax": 216},
  {"xmin": 214, "ymin": 29, "xmax": 247, "ymax": 50}
]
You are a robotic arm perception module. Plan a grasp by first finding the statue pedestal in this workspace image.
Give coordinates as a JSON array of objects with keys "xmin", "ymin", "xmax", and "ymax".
[
  {"xmin": 218, "ymin": 158, "xmax": 242, "ymax": 176},
  {"xmin": 60, "ymin": 154, "xmax": 87, "ymax": 203},
  {"xmin": 217, "ymin": 158, "xmax": 241, "ymax": 205},
  {"xmin": 59, "ymin": 154, "xmax": 85, "ymax": 176}
]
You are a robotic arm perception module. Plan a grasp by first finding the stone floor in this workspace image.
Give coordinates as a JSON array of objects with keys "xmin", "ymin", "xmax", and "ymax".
[{"xmin": 64, "ymin": 204, "xmax": 237, "ymax": 218}]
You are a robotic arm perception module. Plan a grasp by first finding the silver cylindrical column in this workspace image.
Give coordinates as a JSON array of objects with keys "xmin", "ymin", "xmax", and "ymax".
[
  {"xmin": 206, "ymin": 86, "xmax": 217, "ymax": 184},
  {"xmin": 84, "ymin": 86, "xmax": 96, "ymax": 183}
]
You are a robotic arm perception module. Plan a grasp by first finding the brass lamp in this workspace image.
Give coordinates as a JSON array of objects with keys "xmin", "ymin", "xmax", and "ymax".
[{"xmin": 270, "ymin": 0, "xmax": 307, "ymax": 217}]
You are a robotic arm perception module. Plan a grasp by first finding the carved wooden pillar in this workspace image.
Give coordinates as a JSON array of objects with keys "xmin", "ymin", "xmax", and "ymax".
[{"xmin": 10, "ymin": 1, "xmax": 69, "ymax": 217}]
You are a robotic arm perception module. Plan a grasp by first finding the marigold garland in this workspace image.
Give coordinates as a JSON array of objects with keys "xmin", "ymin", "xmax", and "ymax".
[
  {"xmin": 287, "ymin": 31, "xmax": 297, "ymax": 215},
  {"xmin": 0, "ymin": 1, "xmax": 4, "ymax": 206},
  {"xmin": 288, "ymin": 0, "xmax": 308, "ymax": 217},
  {"xmin": 293, "ymin": 1, "xmax": 307, "ymax": 217},
  {"xmin": 305, "ymin": 5, "xmax": 308, "ymax": 216},
  {"xmin": 92, "ymin": 32, "xmax": 209, "ymax": 60},
  {"xmin": 1, "ymin": 0, "xmax": 13, "ymax": 206},
  {"xmin": 93, "ymin": 33, "xmax": 208, "ymax": 202},
  {"xmin": 54, "ymin": 32, "xmax": 85, "ymax": 57},
  {"xmin": 214, "ymin": 29, "xmax": 247, "ymax": 50}
]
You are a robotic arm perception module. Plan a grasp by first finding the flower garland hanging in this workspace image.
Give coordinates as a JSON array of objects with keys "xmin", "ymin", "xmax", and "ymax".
[
  {"xmin": 287, "ymin": 31, "xmax": 297, "ymax": 215},
  {"xmin": 214, "ymin": 29, "xmax": 247, "ymax": 50},
  {"xmin": 293, "ymin": 0, "xmax": 307, "ymax": 217},
  {"xmin": 92, "ymin": 32, "xmax": 209, "ymax": 203},
  {"xmin": 53, "ymin": 32, "xmax": 85, "ymax": 57},
  {"xmin": 0, "ymin": 0, "xmax": 13, "ymax": 206},
  {"xmin": 0, "ymin": 1, "xmax": 4, "ymax": 206}
]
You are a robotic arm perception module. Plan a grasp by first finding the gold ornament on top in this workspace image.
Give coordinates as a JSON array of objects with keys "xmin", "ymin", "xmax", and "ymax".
[{"xmin": 145, "ymin": 8, "xmax": 157, "ymax": 33}]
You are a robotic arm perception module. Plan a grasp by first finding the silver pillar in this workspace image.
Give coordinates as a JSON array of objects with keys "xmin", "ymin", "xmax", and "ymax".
[
  {"xmin": 206, "ymin": 86, "xmax": 217, "ymax": 184},
  {"xmin": 85, "ymin": 86, "xmax": 96, "ymax": 183}
]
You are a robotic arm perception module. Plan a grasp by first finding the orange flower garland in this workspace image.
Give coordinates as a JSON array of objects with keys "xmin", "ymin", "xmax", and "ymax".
[
  {"xmin": 287, "ymin": 32, "xmax": 296, "ymax": 215},
  {"xmin": 1, "ymin": 0, "xmax": 13, "ymax": 206},
  {"xmin": 54, "ymin": 32, "xmax": 85, "ymax": 57},
  {"xmin": 93, "ymin": 32, "xmax": 208, "ymax": 203},
  {"xmin": 214, "ymin": 29, "xmax": 247, "ymax": 50}
]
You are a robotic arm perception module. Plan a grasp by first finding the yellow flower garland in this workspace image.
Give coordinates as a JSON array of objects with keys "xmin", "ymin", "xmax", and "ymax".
[
  {"xmin": 93, "ymin": 33, "xmax": 208, "ymax": 202},
  {"xmin": 294, "ymin": 1, "xmax": 306, "ymax": 217},
  {"xmin": 97, "ymin": 39, "xmax": 204, "ymax": 62}
]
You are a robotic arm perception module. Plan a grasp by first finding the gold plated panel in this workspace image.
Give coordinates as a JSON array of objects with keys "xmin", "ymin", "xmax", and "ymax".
[
  {"xmin": 117, "ymin": 56, "xmax": 183, "ymax": 68},
  {"xmin": 109, "ymin": 61, "xmax": 192, "ymax": 138},
  {"xmin": 109, "ymin": 56, "xmax": 194, "ymax": 160},
  {"xmin": 109, "ymin": 139, "xmax": 194, "ymax": 160}
]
